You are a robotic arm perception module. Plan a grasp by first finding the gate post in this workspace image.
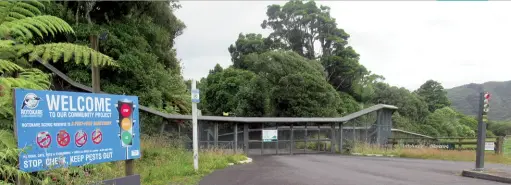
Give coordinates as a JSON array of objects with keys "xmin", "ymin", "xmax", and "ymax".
[
  {"xmin": 214, "ymin": 122, "xmax": 218, "ymax": 148},
  {"xmin": 244, "ymin": 123, "xmax": 249, "ymax": 155},
  {"xmin": 234, "ymin": 123, "xmax": 238, "ymax": 153},
  {"xmin": 290, "ymin": 124, "xmax": 294, "ymax": 155},
  {"xmin": 338, "ymin": 122, "xmax": 343, "ymax": 154},
  {"xmin": 331, "ymin": 122, "xmax": 336, "ymax": 153}
]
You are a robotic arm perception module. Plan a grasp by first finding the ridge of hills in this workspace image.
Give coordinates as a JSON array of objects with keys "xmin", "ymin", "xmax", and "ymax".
[{"xmin": 446, "ymin": 80, "xmax": 511, "ymax": 121}]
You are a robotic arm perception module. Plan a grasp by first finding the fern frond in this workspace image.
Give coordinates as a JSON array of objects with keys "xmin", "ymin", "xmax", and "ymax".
[
  {"xmin": 0, "ymin": 59, "xmax": 24, "ymax": 73},
  {"xmin": 0, "ymin": 0, "xmax": 45, "ymax": 24},
  {"xmin": 30, "ymin": 43, "xmax": 118, "ymax": 67},
  {"xmin": 0, "ymin": 77, "xmax": 47, "ymax": 90},
  {"xmin": 0, "ymin": 130, "xmax": 15, "ymax": 149},
  {"xmin": 0, "ymin": 15, "xmax": 74, "ymax": 41},
  {"xmin": 18, "ymin": 68, "xmax": 51, "ymax": 89},
  {"xmin": 0, "ymin": 40, "xmax": 14, "ymax": 49}
]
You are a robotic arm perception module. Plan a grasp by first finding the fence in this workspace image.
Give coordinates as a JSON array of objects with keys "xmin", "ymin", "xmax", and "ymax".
[
  {"xmin": 388, "ymin": 137, "xmax": 505, "ymax": 154},
  {"xmin": 173, "ymin": 105, "xmax": 395, "ymax": 155}
]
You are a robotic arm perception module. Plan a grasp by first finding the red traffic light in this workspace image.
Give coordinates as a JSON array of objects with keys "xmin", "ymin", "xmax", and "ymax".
[
  {"xmin": 120, "ymin": 103, "xmax": 132, "ymax": 117},
  {"xmin": 484, "ymin": 92, "xmax": 491, "ymax": 100}
]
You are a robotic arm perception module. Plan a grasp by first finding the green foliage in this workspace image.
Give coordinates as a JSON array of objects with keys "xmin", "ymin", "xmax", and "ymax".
[
  {"xmin": 423, "ymin": 107, "xmax": 475, "ymax": 137},
  {"xmin": 202, "ymin": 67, "xmax": 257, "ymax": 116},
  {"xmin": 415, "ymin": 80, "xmax": 451, "ymax": 112},
  {"xmin": 337, "ymin": 92, "xmax": 361, "ymax": 116},
  {"xmin": 489, "ymin": 120, "xmax": 511, "ymax": 136},
  {"xmin": 46, "ymin": 1, "xmax": 191, "ymax": 119},
  {"xmin": 202, "ymin": 50, "xmax": 344, "ymax": 117},
  {"xmin": 228, "ymin": 33, "xmax": 270, "ymax": 69},
  {"xmin": 371, "ymin": 82, "xmax": 430, "ymax": 123},
  {"xmin": 261, "ymin": 0, "xmax": 372, "ymax": 99}
]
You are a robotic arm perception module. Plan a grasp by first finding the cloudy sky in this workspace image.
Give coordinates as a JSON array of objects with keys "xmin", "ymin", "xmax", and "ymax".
[{"xmin": 174, "ymin": 1, "xmax": 511, "ymax": 91}]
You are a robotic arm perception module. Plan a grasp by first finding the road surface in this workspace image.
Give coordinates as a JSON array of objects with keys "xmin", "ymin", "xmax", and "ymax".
[{"xmin": 200, "ymin": 155, "xmax": 510, "ymax": 185}]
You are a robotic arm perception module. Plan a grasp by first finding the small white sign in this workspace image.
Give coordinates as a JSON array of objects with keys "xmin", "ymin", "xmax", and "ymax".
[
  {"xmin": 485, "ymin": 142, "xmax": 495, "ymax": 151},
  {"xmin": 191, "ymin": 89, "xmax": 200, "ymax": 103},
  {"xmin": 262, "ymin": 130, "xmax": 278, "ymax": 142}
]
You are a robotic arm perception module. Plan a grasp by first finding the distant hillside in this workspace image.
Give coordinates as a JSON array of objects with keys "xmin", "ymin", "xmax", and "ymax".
[{"xmin": 446, "ymin": 80, "xmax": 511, "ymax": 121}]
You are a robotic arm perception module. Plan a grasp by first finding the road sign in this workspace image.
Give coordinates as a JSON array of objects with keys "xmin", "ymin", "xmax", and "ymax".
[
  {"xmin": 262, "ymin": 130, "xmax": 278, "ymax": 142},
  {"xmin": 14, "ymin": 89, "xmax": 141, "ymax": 172},
  {"xmin": 191, "ymin": 89, "xmax": 200, "ymax": 103}
]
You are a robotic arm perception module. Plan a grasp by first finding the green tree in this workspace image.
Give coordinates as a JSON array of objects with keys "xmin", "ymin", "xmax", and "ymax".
[
  {"xmin": 228, "ymin": 33, "xmax": 271, "ymax": 69},
  {"xmin": 371, "ymin": 82, "xmax": 430, "ymax": 123},
  {"xmin": 424, "ymin": 107, "xmax": 475, "ymax": 137},
  {"xmin": 209, "ymin": 63, "xmax": 223, "ymax": 74},
  {"xmin": 415, "ymin": 80, "xmax": 451, "ymax": 112},
  {"xmin": 260, "ymin": 0, "xmax": 373, "ymax": 98},
  {"xmin": 235, "ymin": 76, "xmax": 271, "ymax": 117},
  {"xmin": 243, "ymin": 51, "xmax": 341, "ymax": 117},
  {"xmin": 202, "ymin": 68, "xmax": 257, "ymax": 116}
]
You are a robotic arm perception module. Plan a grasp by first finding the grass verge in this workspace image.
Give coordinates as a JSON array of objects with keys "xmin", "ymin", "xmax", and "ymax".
[
  {"xmin": 352, "ymin": 143, "xmax": 511, "ymax": 164},
  {"xmin": 40, "ymin": 135, "xmax": 247, "ymax": 185}
]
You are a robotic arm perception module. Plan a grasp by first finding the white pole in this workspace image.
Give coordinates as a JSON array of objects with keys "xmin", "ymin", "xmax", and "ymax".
[{"xmin": 192, "ymin": 79, "xmax": 199, "ymax": 171}]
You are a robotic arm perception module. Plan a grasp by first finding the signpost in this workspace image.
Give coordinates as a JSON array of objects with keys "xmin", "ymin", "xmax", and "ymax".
[
  {"xmin": 475, "ymin": 92, "xmax": 490, "ymax": 171},
  {"xmin": 191, "ymin": 79, "xmax": 199, "ymax": 171},
  {"xmin": 485, "ymin": 142, "xmax": 495, "ymax": 151},
  {"xmin": 262, "ymin": 130, "xmax": 278, "ymax": 142},
  {"xmin": 13, "ymin": 89, "xmax": 141, "ymax": 172}
]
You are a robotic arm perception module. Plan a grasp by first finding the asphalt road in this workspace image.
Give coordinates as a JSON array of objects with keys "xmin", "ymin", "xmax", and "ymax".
[{"xmin": 200, "ymin": 155, "xmax": 511, "ymax": 185}]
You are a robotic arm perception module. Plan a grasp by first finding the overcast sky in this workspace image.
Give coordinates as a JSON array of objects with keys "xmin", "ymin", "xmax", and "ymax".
[{"xmin": 174, "ymin": 1, "xmax": 511, "ymax": 91}]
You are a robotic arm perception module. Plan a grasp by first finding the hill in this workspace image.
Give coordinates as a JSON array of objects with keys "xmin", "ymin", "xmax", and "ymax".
[{"xmin": 446, "ymin": 80, "xmax": 511, "ymax": 121}]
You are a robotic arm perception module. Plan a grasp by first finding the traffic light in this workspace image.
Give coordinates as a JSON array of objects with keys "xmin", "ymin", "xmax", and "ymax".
[
  {"xmin": 483, "ymin": 92, "xmax": 490, "ymax": 115},
  {"xmin": 116, "ymin": 99, "xmax": 135, "ymax": 147}
]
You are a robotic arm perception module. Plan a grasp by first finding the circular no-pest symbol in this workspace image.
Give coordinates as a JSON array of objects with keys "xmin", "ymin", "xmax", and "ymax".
[
  {"xmin": 75, "ymin": 130, "xmax": 88, "ymax": 147},
  {"xmin": 57, "ymin": 130, "xmax": 70, "ymax": 147},
  {"xmin": 36, "ymin": 131, "xmax": 51, "ymax": 148},
  {"xmin": 92, "ymin": 129, "xmax": 103, "ymax": 144}
]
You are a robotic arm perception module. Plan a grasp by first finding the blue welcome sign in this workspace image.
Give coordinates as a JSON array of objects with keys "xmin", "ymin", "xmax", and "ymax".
[{"xmin": 14, "ymin": 89, "xmax": 141, "ymax": 172}]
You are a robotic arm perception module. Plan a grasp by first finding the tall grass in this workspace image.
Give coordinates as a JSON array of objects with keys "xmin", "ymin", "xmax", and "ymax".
[{"xmin": 352, "ymin": 142, "xmax": 511, "ymax": 164}]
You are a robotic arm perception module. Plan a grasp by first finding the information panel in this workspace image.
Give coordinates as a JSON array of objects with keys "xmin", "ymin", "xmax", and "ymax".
[
  {"xmin": 14, "ymin": 89, "xmax": 141, "ymax": 172},
  {"xmin": 262, "ymin": 130, "xmax": 278, "ymax": 142}
]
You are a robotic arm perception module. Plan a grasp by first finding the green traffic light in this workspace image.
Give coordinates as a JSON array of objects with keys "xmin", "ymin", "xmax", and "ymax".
[{"xmin": 121, "ymin": 131, "xmax": 132, "ymax": 145}]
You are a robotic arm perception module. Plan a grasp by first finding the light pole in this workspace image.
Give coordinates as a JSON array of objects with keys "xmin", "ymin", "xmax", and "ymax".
[{"xmin": 475, "ymin": 92, "xmax": 490, "ymax": 171}]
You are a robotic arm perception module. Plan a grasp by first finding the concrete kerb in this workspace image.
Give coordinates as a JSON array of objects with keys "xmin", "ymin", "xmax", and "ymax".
[
  {"xmin": 462, "ymin": 169, "xmax": 511, "ymax": 184},
  {"xmin": 228, "ymin": 157, "xmax": 253, "ymax": 166},
  {"xmin": 351, "ymin": 153, "xmax": 395, "ymax": 157}
]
